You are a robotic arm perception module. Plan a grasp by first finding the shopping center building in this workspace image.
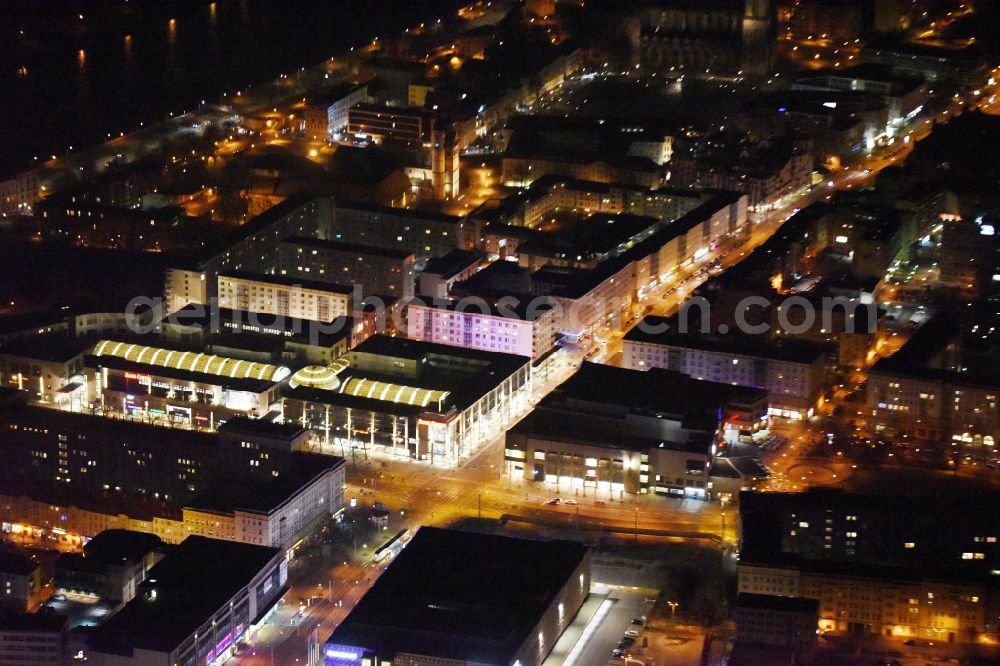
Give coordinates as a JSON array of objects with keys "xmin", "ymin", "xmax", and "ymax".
[{"xmin": 282, "ymin": 336, "xmax": 532, "ymax": 467}]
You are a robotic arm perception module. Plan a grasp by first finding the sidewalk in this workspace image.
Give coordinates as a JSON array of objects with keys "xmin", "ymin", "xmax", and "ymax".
[{"xmin": 543, "ymin": 594, "xmax": 610, "ymax": 666}]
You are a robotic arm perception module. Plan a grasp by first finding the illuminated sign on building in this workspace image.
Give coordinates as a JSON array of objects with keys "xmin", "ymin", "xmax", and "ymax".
[{"xmin": 324, "ymin": 644, "xmax": 365, "ymax": 665}]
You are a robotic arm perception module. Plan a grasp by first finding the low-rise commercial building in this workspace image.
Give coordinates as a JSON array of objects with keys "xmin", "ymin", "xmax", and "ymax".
[
  {"xmin": 159, "ymin": 303, "xmax": 374, "ymax": 367},
  {"xmin": 793, "ymin": 64, "xmax": 929, "ymax": 126},
  {"xmin": 86, "ymin": 536, "xmax": 286, "ymax": 666},
  {"xmin": 85, "ymin": 339, "xmax": 290, "ymax": 425},
  {"xmin": 500, "ymin": 116, "xmax": 669, "ymax": 189},
  {"xmin": 54, "ymin": 530, "xmax": 164, "ymax": 605},
  {"xmin": 0, "ymin": 336, "xmax": 88, "ymax": 406},
  {"xmin": 324, "ymin": 526, "xmax": 591, "ymax": 666},
  {"xmin": 505, "ymin": 363, "xmax": 768, "ymax": 498},
  {"xmin": 282, "ymin": 336, "xmax": 531, "ymax": 467},
  {"xmin": 347, "ymin": 104, "xmax": 435, "ymax": 145}
]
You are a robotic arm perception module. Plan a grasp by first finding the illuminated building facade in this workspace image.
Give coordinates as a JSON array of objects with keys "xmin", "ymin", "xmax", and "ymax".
[
  {"xmin": 324, "ymin": 527, "xmax": 590, "ymax": 666},
  {"xmin": 278, "ymin": 237, "xmax": 416, "ymax": 300},
  {"xmin": 505, "ymin": 363, "xmax": 768, "ymax": 498},
  {"xmin": 85, "ymin": 339, "xmax": 290, "ymax": 426},
  {"xmin": 282, "ymin": 336, "xmax": 531, "ymax": 467},
  {"xmin": 86, "ymin": 537, "xmax": 286, "ymax": 666},
  {"xmin": 623, "ymin": 319, "xmax": 828, "ymax": 420},
  {"xmin": 738, "ymin": 489, "xmax": 1000, "ymax": 643},
  {"xmin": 407, "ymin": 299, "xmax": 560, "ymax": 360},
  {"xmin": 216, "ymin": 272, "xmax": 354, "ymax": 323},
  {"xmin": 0, "ymin": 401, "xmax": 345, "ymax": 549}
]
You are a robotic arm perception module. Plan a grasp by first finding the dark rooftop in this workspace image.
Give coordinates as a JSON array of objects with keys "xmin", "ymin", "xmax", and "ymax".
[
  {"xmin": 163, "ymin": 304, "xmax": 354, "ymax": 349},
  {"xmin": 0, "ymin": 334, "xmax": 91, "ymax": 363},
  {"xmin": 735, "ymin": 593, "xmax": 818, "ymax": 614},
  {"xmin": 325, "ymin": 526, "xmax": 589, "ymax": 664},
  {"xmin": 283, "ymin": 236, "xmax": 415, "ymax": 260},
  {"xmin": 739, "ymin": 488, "xmax": 1000, "ymax": 587},
  {"xmin": 284, "ymin": 336, "xmax": 532, "ymax": 415},
  {"xmin": 83, "ymin": 530, "xmax": 163, "ymax": 567},
  {"xmin": 421, "ymin": 249, "xmax": 487, "ymax": 280},
  {"xmin": 0, "ymin": 612, "xmax": 67, "ymax": 633},
  {"xmin": 217, "ymin": 415, "xmax": 307, "ymax": 441},
  {"xmin": 335, "ymin": 202, "xmax": 464, "ymax": 225},
  {"xmin": 0, "ymin": 550, "xmax": 38, "ymax": 576},
  {"xmin": 516, "ymin": 213, "xmax": 660, "ymax": 263},
  {"xmin": 624, "ymin": 316, "xmax": 828, "ymax": 364},
  {"xmin": 189, "ymin": 452, "xmax": 343, "ymax": 515},
  {"xmin": 509, "ymin": 406, "xmax": 714, "ymax": 455},
  {"xmin": 306, "ymin": 82, "xmax": 367, "ymax": 109},
  {"xmin": 217, "ymin": 270, "xmax": 354, "ymax": 295},
  {"xmin": 90, "ymin": 536, "xmax": 281, "ymax": 655},
  {"xmin": 551, "ymin": 362, "xmax": 765, "ymax": 427}
]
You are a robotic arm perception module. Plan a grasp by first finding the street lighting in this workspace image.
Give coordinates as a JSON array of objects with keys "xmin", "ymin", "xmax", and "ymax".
[
  {"xmin": 719, "ymin": 494, "xmax": 731, "ymax": 542},
  {"xmin": 667, "ymin": 600, "xmax": 678, "ymax": 619}
]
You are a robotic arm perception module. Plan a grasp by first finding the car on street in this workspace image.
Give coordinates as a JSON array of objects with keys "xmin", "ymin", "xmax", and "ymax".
[{"xmin": 544, "ymin": 498, "xmax": 561, "ymax": 506}]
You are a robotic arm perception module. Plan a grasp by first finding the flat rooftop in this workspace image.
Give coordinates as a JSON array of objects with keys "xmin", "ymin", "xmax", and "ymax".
[
  {"xmin": 217, "ymin": 415, "xmax": 307, "ymax": 441},
  {"xmin": 163, "ymin": 304, "xmax": 354, "ymax": 348},
  {"xmin": 283, "ymin": 336, "xmax": 531, "ymax": 415},
  {"xmin": 283, "ymin": 236, "xmax": 415, "ymax": 260},
  {"xmin": 325, "ymin": 526, "xmax": 589, "ymax": 664},
  {"xmin": 738, "ymin": 488, "xmax": 1000, "ymax": 587},
  {"xmin": 82, "ymin": 529, "xmax": 163, "ymax": 566},
  {"xmin": 551, "ymin": 362, "xmax": 765, "ymax": 428},
  {"xmin": 421, "ymin": 249, "xmax": 487, "ymax": 280},
  {"xmin": 516, "ymin": 212, "xmax": 660, "ymax": 262},
  {"xmin": 335, "ymin": 202, "xmax": 463, "ymax": 225},
  {"xmin": 217, "ymin": 270, "xmax": 355, "ymax": 294},
  {"xmin": 736, "ymin": 593, "xmax": 819, "ymax": 614},
  {"xmin": 0, "ymin": 612, "xmax": 66, "ymax": 633},
  {"xmin": 189, "ymin": 452, "xmax": 342, "ymax": 515},
  {"xmin": 306, "ymin": 82, "xmax": 367, "ymax": 108},
  {"xmin": 90, "ymin": 536, "xmax": 280, "ymax": 655},
  {"xmin": 624, "ymin": 316, "xmax": 828, "ymax": 365},
  {"xmin": 0, "ymin": 334, "xmax": 91, "ymax": 363},
  {"xmin": 0, "ymin": 550, "xmax": 38, "ymax": 576},
  {"xmin": 510, "ymin": 406, "xmax": 714, "ymax": 455}
]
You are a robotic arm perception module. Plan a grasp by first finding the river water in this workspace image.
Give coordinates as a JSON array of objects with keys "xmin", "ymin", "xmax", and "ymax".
[{"xmin": 0, "ymin": 0, "xmax": 459, "ymax": 177}]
